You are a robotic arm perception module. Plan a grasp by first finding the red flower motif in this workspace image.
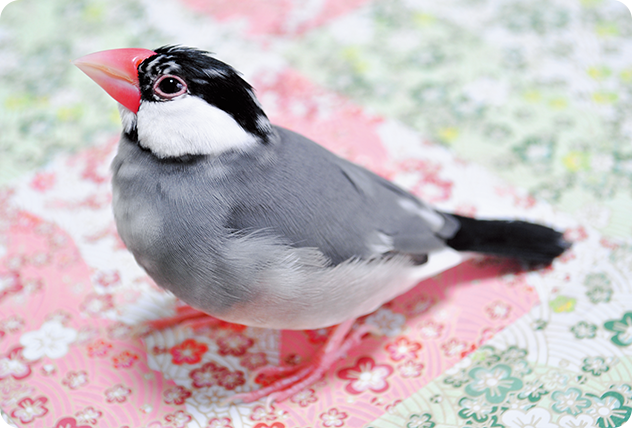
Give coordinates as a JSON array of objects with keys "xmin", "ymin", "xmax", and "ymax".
[
  {"xmin": 441, "ymin": 338, "xmax": 468, "ymax": 358},
  {"xmin": 10, "ymin": 396, "xmax": 48, "ymax": 424},
  {"xmin": 398, "ymin": 360, "xmax": 424, "ymax": 378},
  {"xmin": 240, "ymin": 352, "xmax": 268, "ymax": 370},
  {"xmin": 250, "ymin": 405, "xmax": 279, "ymax": 422},
  {"xmin": 0, "ymin": 346, "xmax": 32, "ymax": 380},
  {"xmin": 253, "ymin": 424, "xmax": 285, "ymax": 428},
  {"xmin": 80, "ymin": 293, "xmax": 114, "ymax": 317},
  {"xmin": 75, "ymin": 406, "xmax": 103, "ymax": 425},
  {"xmin": 217, "ymin": 369, "xmax": 245, "ymax": 390},
  {"xmin": 217, "ymin": 332, "xmax": 253, "ymax": 357},
  {"xmin": 418, "ymin": 320, "xmax": 444, "ymax": 339},
  {"xmin": 152, "ymin": 346, "xmax": 168, "ymax": 355},
  {"xmin": 385, "ymin": 337, "xmax": 422, "ymax": 361},
  {"xmin": 93, "ymin": 270, "xmax": 121, "ymax": 288},
  {"xmin": 338, "ymin": 356, "xmax": 393, "ymax": 395},
  {"xmin": 106, "ymin": 322, "xmax": 133, "ymax": 340},
  {"xmin": 104, "ymin": 384, "xmax": 132, "ymax": 403},
  {"xmin": 52, "ymin": 417, "xmax": 91, "ymax": 428},
  {"xmin": 564, "ymin": 226, "xmax": 588, "ymax": 242},
  {"xmin": 112, "ymin": 351, "xmax": 139, "ymax": 369},
  {"xmin": 86, "ymin": 339, "xmax": 112, "ymax": 357},
  {"xmin": 207, "ymin": 417, "xmax": 233, "ymax": 428},
  {"xmin": 485, "ymin": 300, "xmax": 512, "ymax": 320},
  {"xmin": 189, "ymin": 362, "xmax": 228, "ymax": 388},
  {"xmin": 170, "ymin": 339, "xmax": 208, "ymax": 365},
  {"xmin": 290, "ymin": 388, "xmax": 317, "ymax": 407},
  {"xmin": 0, "ymin": 272, "xmax": 23, "ymax": 302},
  {"xmin": 62, "ymin": 370, "xmax": 89, "ymax": 389},
  {"xmin": 165, "ymin": 410, "xmax": 192, "ymax": 428},
  {"xmin": 163, "ymin": 385, "xmax": 191, "ymax": 405},
  {"xmin": 319, "ymin": 408, "xmax": 348, "ymax": 427}
]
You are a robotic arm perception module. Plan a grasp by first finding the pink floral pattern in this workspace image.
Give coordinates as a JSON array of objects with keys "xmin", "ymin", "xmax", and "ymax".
[
  {"xmin": 164, "ymin": 410, "xmax": 193, "ymax": 428},
  {"xmin": 86, "ymin": 339, "xmax": 112, "ymax": 357},
  {"xmin": 338, "ymin": 357, "xmax": 394, "ymax": 395},
  {"xmin": 216, "ymin": 332, "xmax": 254, "ymax": 357},
  {"xmin": 169, "ymin": 339, "xmax": 208, "ymax": 365},
  {"xmin": 385, "ymin": 337, "xmax": 422, "ymax": 361},
  {"xmin": 51, "ymin": 417, "xmax": 91, "ymax": 428},
  {"xmin": 207, "ymin": 417, "xmax": 234, "ymax": 428},
  {"xmin": 10, "ymin": 396, "xmax": 49, "ymax": 424},
  {"xmin": 189, "ymin": 361, "xmax": 229, "ymax": 388},
  {"xmin": 319, "ymin": 408, "xmax": 349, "ymax": 427},
  {"xmin": 162, "ymin": 385, "xmax": 191, "ymax": 405},
  {"xmin": 290, "ymin": 388, "xmax": 318, "ymax": 407},
  {"xmin": 62, "ymin": 370, "xmax": 89, "ymax": 390},
  {"xmin": 112, "ymin": 350, "xmax": 139, "ymax": 369},
  {"xmin": 104, "ymin": 384, "xmax": 132, "ymax": 403},
  {"xmin": 0, "ymin": 346, "xmax": 32, "ymax": 380},
  {"xmin": 75, "ymin": 406, "xmax": 103, "ymax": 425}
]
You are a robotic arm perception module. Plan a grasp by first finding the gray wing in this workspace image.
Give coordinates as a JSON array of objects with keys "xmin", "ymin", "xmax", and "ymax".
[{"xmin": 225, "ymin": 126, "xmax": 459, "ymax": 265}]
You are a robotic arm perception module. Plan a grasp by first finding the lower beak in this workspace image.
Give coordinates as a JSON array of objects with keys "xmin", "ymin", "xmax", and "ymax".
[{"xmin": 73, "ymin": 48, "xmax": 156, "ymax": 113}]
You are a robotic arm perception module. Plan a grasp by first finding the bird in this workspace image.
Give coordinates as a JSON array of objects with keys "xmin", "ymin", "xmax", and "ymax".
[{"xmin": 73, "ymin": 45, "xmax": 570, "ymax": 404}]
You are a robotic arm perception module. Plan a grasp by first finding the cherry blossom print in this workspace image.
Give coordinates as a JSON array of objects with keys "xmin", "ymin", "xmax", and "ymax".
[
  {"xmin": 93, "ymin": 270, "xmax": 121, "ymax": 288},
  {"xmin": 30, "ymin": 171, "xmax": 56, "ymax": 192},
  {"xmin": 365, "ymin": 308, "xmax": 406, "ymax": 337},
  {"xmin": 40, "ymin": 363, "xmax": 56, "ymax": 376},
  {"xmin": 240, "ymin": 352, "xmax": 268, "ymax": 370},
  {"xmin": 190, "ymin": 361, "xmax": 229, "ymax": 388},
  {"xmin": 319, "ymin": 408, "xmax": 349, "ymax": 427},
  {"xmin": 86, "ymin": 339, "xmax": 112, "ymax": 357},
  {"xmin": 398, "ymin": 360, "xmax": 425, "ymax": 378},
  {"xmin": 1, "ymin": 315, "xmax": 24, "ymax": 333},
  {"xmin": 0, "ymin": 346, "xmax": 32, "ymax": 380},
  {"xmin": 290, "ymin": 388, "xmax": 317, "ymax": 407},
  {"xmin": 338, "ymin": 356, "xmax": 394, "ymax": 394},
  {"xmin": 252, "ymin": 423, "xmax": 285, "ymax": 428},
  {"xmin": 51, "ymin": 417, "xmax": 92, "ymax": 428},
  {"xmin": 104, "ymin": 384, "xmax": 132, "ymax": 403},
  {"xmin": 62, "ymin": 370, "xmax": 89, "ymax": 389},
  {"xmin": 217, "ymin": 369, "xmax": 246, "ymax": 390},
  {"xmin": 217, "ymin": 332, "xmax": 254, "ymax": 357},
  {"xmin": 250, "ymin": 404, "xmax": 281, "ymax": 422},
  {"xmin": 441, "ymin": 338, "xmax": 469, "ymax": 358},
  {"xmin": 163, "ymin": 385, "xmax": 191, "ymax": 405},
  {"xmin": 485, "ymin": 300, "xmax": 512, "ymax": 320},
  {"xmin": 189, "ymin": 386, "xmax": 229, "ymax": 413},
  {"xmin": 19, "ymin": 320, "xmax": 77, "ymax": 360},
  {"xmin": 170, "ymin": 338, "xmax": 208, "ymax": 365},
  {"xmin": 164, "ymin": 410, "xmax": 193, "ymax": 428},
  {"xmin": 385, "ymin": 337, "xmax": 422, "ymax": 361},
  {"xmin": 418, "ymin": 320, "xmax": 445, "ymax": 339},
  {"xmin": 75, "ymin": 406, "xmax": 102, "ymax": 425},
  {"xmin": 10, "ymin": 396, "xmax": 49, "ymax": 424},
  {"xmin": 112, "ymin": 350, "xmax": 139, "ymax": 369},
  {"xmin": 106, "ymin": 322, "xmax": 133, "ymax": 340},
  {"xmin": 564, "ymin": 226, "xmax": 588, "ymax": 242},
  {"xmin": 207, "ymin": 417, "xmax": 233, "ymax": 428},
  {"xmin": 0, "ymin": 271, "xmax": 23, "ymax": 302},
  {"xmin": 80, "ymin": 293, "xmax": 114, "ymax": 317}
]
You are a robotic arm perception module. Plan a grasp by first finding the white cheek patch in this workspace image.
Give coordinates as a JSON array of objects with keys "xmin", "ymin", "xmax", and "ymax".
[
  {"xmin": 136, "ymin": 95, "xmax": 259, "ymax": 158},
  {"xmin": 118, "ymin": 105, "xmax": 137, "ymax": 134}
]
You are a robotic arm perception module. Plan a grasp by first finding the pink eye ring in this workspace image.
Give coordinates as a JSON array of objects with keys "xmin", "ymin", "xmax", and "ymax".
[{"xmin": 153, "ymin": 75, "xmax": 187, "ymax": 99}]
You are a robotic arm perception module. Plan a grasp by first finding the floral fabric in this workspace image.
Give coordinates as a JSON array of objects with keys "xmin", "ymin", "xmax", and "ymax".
[{"xmin": 1, "ymin": 0, "xmax": 631, "ymax": 427}]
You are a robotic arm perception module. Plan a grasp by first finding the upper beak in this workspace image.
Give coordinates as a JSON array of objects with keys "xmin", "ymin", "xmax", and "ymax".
[{"xmin": 73, "ymin": 48, "xmax": 156, "ymax": 113}]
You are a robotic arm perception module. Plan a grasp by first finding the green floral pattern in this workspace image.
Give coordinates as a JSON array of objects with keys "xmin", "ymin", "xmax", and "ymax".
[
  {"xmin": 604, "ymin": 312, "xmax": 632, "ymax": 347},
  {"xmin": 551, "ymin": 387, "xmax": 591, "ymax": 415}
]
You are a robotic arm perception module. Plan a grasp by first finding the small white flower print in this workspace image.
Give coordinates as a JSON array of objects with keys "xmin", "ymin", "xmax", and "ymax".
[{"xmin": 19, "ymin": 321, "xmax": 77, "ymax": 361}]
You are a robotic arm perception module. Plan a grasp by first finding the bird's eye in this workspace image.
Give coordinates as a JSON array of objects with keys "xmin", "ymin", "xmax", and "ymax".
[{"xmin": 153, "ymin": 75, "xmax": 187, "ymax": 99}]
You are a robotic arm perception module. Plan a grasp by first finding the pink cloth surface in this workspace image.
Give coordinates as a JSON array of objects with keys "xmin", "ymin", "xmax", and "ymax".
[{"xmin": 0, "ymin": 65, "xmax": 548, "ymax": 427}]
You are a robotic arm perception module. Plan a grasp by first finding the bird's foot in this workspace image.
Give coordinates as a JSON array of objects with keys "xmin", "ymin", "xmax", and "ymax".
[{"xmin": 227, "ymin": 318, "xmax": 371, "ymax": 405}]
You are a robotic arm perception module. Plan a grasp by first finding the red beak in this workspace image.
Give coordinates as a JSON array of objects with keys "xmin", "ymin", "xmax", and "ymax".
[{"xmin": 73, "ymin": 48, "xmax": 156, "ymax": 113}]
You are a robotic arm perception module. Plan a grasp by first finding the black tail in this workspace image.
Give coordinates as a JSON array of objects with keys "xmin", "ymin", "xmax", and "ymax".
[{"xmin": 445, "ymin": 214, "xmax": 571, "ymax": 264}]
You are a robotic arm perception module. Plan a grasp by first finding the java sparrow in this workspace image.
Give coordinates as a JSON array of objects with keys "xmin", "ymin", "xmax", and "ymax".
[{"xmin": 73, "ymin": 45, "xmax": 569, "ymax": 403}]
